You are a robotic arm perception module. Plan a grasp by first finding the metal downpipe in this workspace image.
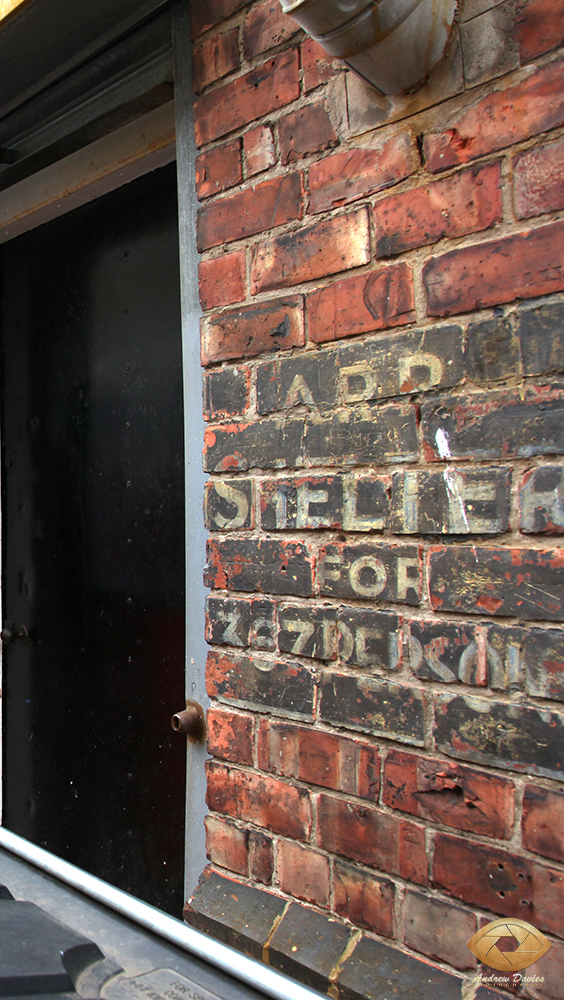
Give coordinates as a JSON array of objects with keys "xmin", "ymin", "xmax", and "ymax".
[{"xmin": 278, "ymin": 0, "xmax": 459, "ymax": 94}]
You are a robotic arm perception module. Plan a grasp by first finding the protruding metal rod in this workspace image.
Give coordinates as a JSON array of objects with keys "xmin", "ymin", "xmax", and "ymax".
[{"xmin": 171, "ymin": 701, "xmax": 206, "ymax": 743}]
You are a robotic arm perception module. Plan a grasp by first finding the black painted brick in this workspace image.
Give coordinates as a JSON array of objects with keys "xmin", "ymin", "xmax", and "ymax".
[
  {"xmin": 429, "ymin": 545, "xmax": 564, "ymax": 620},
  {"xmin": 517, "ymin": 299, "xmax": 564, "ymax": 378},
  {"xmin": 204, "ymin": 538, "xmax": 314, "ymax": 596},
  {"xmin": 320, "ymin": 671, "xmax": 425, "ymax": 744},
  {"xmin": 409, "ymin": 620, "xmax": 481, "ymax": 684},
  {"xmin": 260, "ymin": 475, "xmax": 343, "ymax": 530},
  {"xmin": 267, "ymin": 903, "xmax": 351, "ymax": 994},
  {"xmin": 524, "ymin": 627, "xmax": 564, "ymax": 700},
  {"xmin": 260, "ymin": 473, "xmax": 390, "ymax": 532},
  {"xmin": 256, "ymin": 352, "xmax": 338, "ymax": 415},
  {"xmin": 434, "ymin": 694, "xmax": 564, "ymax": 780},
  {"xmin": 338, "ymin": 607, "xmax": 402, "ymax": 670},
  {"xmin": 484, "ymin": 623, "xmax": 525, "ymax": 691},
  {"xmin": 336, "ymin": 324, "xmax": 465, "ymax": 402},
  {"xmin": 519, "ymin": 464, "xmax": 564, "ymax": 533},
  {"xmin": 204, "ymin": 417, "xmax": 304, "ymax": 472},
  {"xmin": 466, "ymin": 316, "xmax": 520, "ymax": 383},
  {"xmin": 183, "ymin": 868, "xmax": 286, "ymax": 961},
  {"xmin": 305, "ymin": 404, "xmax": 418, "ymax": 466},
  {"xmin": 391, "ymin": 468, "xmax": 510, "ymax": 534},
  {"xmin": 337, "ymin": 935, "xmax": 463, "ymax": 1000},
  {"xmin": 278, "ymin": 604, "xmax": 338, "ymax": 660},
  {"xmin": 205, "ymin": 596, "xmax": 277, "ymax": 650},
  {"xmin": 421, "ymin": 386, "xmax": 564, "ymax": 461},
  {"xmin": 207, "ymin": 649, "xmax": 315, "ymax": 719},
  {"xmin": 203, "ymin": 366, "xmax": 250, "ymax": 421},
  {"xmin": 256, "ymin": 325, "xmax": 464, "ymax": 416},
  {"xmin": 204, "ymin": 479, "xmax": 253, "ymax": 530},
  {"xmin": 320, "ymin": 541, "xmax": 422, "ymax": 605}
]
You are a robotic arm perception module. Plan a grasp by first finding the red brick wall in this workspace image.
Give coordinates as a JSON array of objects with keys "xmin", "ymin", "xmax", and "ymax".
[{"xmin": 186, "ymin": 1, "xmax": 564, "ymax": 996}]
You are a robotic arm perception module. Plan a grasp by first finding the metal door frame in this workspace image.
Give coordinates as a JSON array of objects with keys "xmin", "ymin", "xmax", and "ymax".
[{"xmin": 0, "ymin": 0, "xmax": 208, "ymax": 900}]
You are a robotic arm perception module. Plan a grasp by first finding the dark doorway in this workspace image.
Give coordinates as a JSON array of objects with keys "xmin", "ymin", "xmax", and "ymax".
[{"xmin": 0, "ymin": 162, "xmax": 186, "ymax": 916}]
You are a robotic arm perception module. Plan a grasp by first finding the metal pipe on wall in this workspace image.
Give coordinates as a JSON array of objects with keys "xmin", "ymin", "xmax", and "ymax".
[
  {"xmin": 0, "ymin": 828, "xmax": 325, "ymax": 1000},
  {"xmin": 279, "ymin": 0, "xmax": 458, "ymax": 93}
]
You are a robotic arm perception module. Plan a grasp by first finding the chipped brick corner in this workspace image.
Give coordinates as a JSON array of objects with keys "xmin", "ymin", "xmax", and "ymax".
[{"xmin": 188, "ymin": 0, "xmax": 564, "ymax": 997}]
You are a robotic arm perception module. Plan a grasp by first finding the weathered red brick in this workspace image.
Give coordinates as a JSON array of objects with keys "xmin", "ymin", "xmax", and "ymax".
[
  {"xmin": 374, "ymin": 163, "xmax": 502, "ymax": 258},
  {"xmin": 251, "ymin": 208, "xmax": 370, "ymax": 294},
  {"xmin": 278, "ymin": 101, "xmax": 338, "ymax": 165},
  {"xmin": 432, "ymin": 832, "xmax": 564, "ymax": 939},
  {"xmin": 206, "ymin": 706, "xmax": 254, "ymax": 765},
  {"xmin": 522, "ymin": 785, "xmax": 564, "ymax": 863},
  {"xmin": 243, "ymin": 0, "xmax": 301, "ymax": 58},
  {"xmin": 193, "ymin": 27, "xmax": 240, "ymax": 94},
  {"xmin": 249, "ymin": 829, "xmax": 274, "ymax": 884},
  {"xmin": 202, "ymin": 296, "xmax": 304, "ymax": 364},
  {"xmin": 191, "ymin": 0, "xmax": 252, "ymax": 39},
  {"xmin": 317, "ymin": 794, "xmax": 428, "ymax": 885},
  {"xmin": 521, "ymin": 932, "xmax": 564, "ymax": 999},
  {"xmin": 333, "ymin": 862, "xmax": 395, "ymax": 937},
  {"xmin": 301, "ymin": 37, "xmax": 341, "ymax": 91},
  {"xmin": 308, "ymin": 136, "xmax": 414, "ymax": 215},
  {"xmin": 403, "ymin": 891, "xmax": 477, "ymax": 971},
  {"xmin": 424, "ymin": 59, "xmax": 564, "ymax": 172},
  {"xmin": 276, "ymin": 841, "xmax": 330, "ymax": 907},
  {"xmin": 514, "ymin": 137, "xmax": 564, "ymax": 220},
  {"xmin": 423, "ymin": 221, "xmax": 564, "ymax": 317},
  {"xmin": 207, "ymin": 761, "xmax": 312, "ymax": 840},
  {"xmin": 205, "ymin": 814, "xmax": 249, "ymax": 875},
  {"xmin": 383, "ymin": 749, "xmax": 515, "ymax": 839},
  {"xmin": 197, "ymin": 171, "xmax": 302, "ymax": 250},
  {"xmin": 517, "ymin": 0, "xmax": 564, "ymax": 61},
  {"xmin": 199, "ymin": 251, "xmax": 246, "ymax": 310},
  {"xmin": 196, "ymin": 141, "xmax": 242, "ymax": 200},
  {"xmin": 307, "ymin": 263, "xmax": 415, "ymax": 343},
  {"xmin": 257, "ymin": 720, "xmax": 380, "ymax": 799},
  {"xmin": 243, "ymin": 125, "xmax": 276, "ymax": 176},
  {"xmin": 195, "ymin": 50, "xmax": 300, "ymax": 146}
]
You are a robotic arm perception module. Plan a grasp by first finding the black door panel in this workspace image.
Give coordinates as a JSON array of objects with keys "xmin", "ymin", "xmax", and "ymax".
[{"xmin": 0, "ymin": 162, "xmax": 185, "ymax": 915}]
